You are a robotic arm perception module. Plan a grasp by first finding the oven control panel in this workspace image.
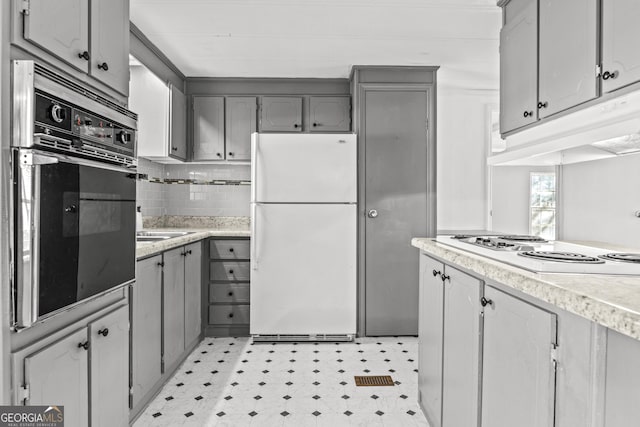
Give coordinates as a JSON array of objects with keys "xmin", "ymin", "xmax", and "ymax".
[{"xmin": 34, "ymin": 92, "xmax": 136, "ymax": 161}]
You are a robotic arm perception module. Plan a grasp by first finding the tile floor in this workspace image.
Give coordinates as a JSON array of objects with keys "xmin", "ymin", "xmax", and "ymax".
[{"xmin": 133, "ymin": 336, "xmax": 430, "ymax": 427}]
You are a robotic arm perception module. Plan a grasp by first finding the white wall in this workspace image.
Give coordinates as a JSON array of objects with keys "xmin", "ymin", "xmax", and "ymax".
[
  {"xmin": 490, "ymin": 165, "xmax": 555, "ymax": 234},
  {"xmin": 561, "ymin": 153, "xmax": 640, "ymax": 249},
  {"xmin": 437, "ymin": 88, "xmax": 498, "ymax": 231}
]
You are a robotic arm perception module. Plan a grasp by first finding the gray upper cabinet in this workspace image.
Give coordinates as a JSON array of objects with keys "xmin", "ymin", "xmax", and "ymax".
[
  {"xmin": 260, "ymin": 96, "xmax": 303, "ymax": 132},
  {"xmin": 193, "ymin": 96, "xmax": 225, "ymax": 161},
  {"xmin": 24, "ymin": 328, "xmax": 89, "ymax": 427},
  {"xmin": 88, "ymin": 306, "xmax": 129, "ymax": 427},
  {"xmin": 226, "ymin": 97, "xmax": 257, "ymax": 161},
  {"xmin": 21, "ymin": 0, "xmax": 89, "ymax": 72},
  {"xmin": 601, "ymin": 0, "xmax": 640, "ymax": 94},
  {"xmin": 309, "ymin": 96, "xmax": 351, "ymax": 132},
  {"xmin": 499, "ymin": 0, "xmax": 537, "ymax": 133},
  {"xmin": 538, "ymin": 0, "xmax": 597, "ymax": 118},
  {"xmin": 15, "ymin": 0, "xmax": 130, "ymax": 97},
  {"xmin": 170, "ymin": 84, "xmax": 188, "ymax": 160},
  {"xmin": 481, "ymin": 285, "xmax": 557, "ymax": 427},
  {"xmin": 131, "ymin": 255, "xmax": 162, "ymax": 409},
  {"xmin": 89, "ymin": 0, "xmax": 130, "ymax": 96}
]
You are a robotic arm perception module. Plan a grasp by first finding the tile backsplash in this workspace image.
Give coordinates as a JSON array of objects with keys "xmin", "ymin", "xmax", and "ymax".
[{"xmin": 136, "ymin": 159, "xmax": 251, "ymax": 217}]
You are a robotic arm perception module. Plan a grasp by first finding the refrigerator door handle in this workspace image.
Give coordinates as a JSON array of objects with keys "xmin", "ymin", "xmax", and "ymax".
[
  {"xmin": 251, "ymin": 134, "xmax": 258, "ymax": 203},
  {"xmin": 251, "ymin": 203, "xmax": 258, "ymax": 270}
]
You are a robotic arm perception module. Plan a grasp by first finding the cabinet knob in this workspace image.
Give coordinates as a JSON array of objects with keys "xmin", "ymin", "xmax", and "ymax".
[
  {"xmin": 480, "ymin": 297, "xmax": 493, "ymax": 307},
  {"xmin": 523, "ymin": 111, "xmax": 531, "ymax": 118},
  {"xmin": 78, "ymin": 51, "xmax": 90, "ymax": 61},
  {"xmin": 537, "ymin": 101, "xmax": 548, "ymax": 109},
  {"xmin": 312, "ymin": 122, "xmax": 319, "ymax": 127},
  {"xmin": 441, "ymin": 274, "xmax": 451, "ymax": 283},
  {"xmin": 78, "ymin": 341, "xmax": 90, "ymax": 351},
  {"xmin": 98, "ymin": 328, "xmax": 109, "ymax": 337},
  {"xmin": 97, "ymin": 62, "xmax": 109, "ymax": 71},
  {"xmin": 157, "ymin": 262, "xmax": 164, "ymax": 267},
  {"xmin": 228, "ymin": 291, "xmax": 234, "ymax": 297},
  {"xmin": 65, "ymin": 204, "xmax": 77, "ymax": 213},
  {"xmin": 293, "ymin": 124, "xmax": 300, "ymax": 128},
  {"xmin": 216, "ymin": 153, "xmax": 222, "ymax": 157},
  {"xmin": 172, "ymin": 146, "xmax": 178, "ymax": 151},
  {"xmin": 602, "ymin": 70, "xmax": 619, "ymax": 80},
  {"xmin": 187, "ymin": 250, "xmax": 192, "ymax": 255},
  {"xmin": 229, "ymin": 248, "xmax": 234, "ymax": 252},
  {"xmin": 432, "ymin": 269, "xmax": 441, "ymax": 278},
  {"xmin": 228, "ymin": 152, "xmax": 234, "ymax": 156},
  {"xmin": 228, "ymin": 313, "xmax": 234, "ymax": 318},
  {"xmin": 229, "ymin": 269, "xmax": 234, "ymax": 274}
]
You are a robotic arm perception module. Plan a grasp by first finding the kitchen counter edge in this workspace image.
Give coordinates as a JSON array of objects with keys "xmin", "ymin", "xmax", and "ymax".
[
  {"xmin": 137, "ymin": 230, "xmax": 250, "ymax": 260},
  {"xmin": 412, "ymin": 237, "xmax": 640, "ymax": 342}
]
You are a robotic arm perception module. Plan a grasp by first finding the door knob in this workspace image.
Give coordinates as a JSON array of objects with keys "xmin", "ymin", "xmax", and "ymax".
[{"xmin": 367, "ymin": 209, "xmax": 378, "ymax": 218}]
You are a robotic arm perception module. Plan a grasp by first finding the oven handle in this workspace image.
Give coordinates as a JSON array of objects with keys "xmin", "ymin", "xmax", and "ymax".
[{"xmin": 20, "ymin": 148, "xmax": 136, "ymax": 174}]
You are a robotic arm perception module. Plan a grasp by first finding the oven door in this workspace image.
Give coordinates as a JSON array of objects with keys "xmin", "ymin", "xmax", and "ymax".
[{"xmin": 13, "ymin": 149, "xmax": 136, "ymax": 328}]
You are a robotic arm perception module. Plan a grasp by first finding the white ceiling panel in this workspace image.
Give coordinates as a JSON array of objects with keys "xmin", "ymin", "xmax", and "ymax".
[{"xmin": 130, "ymin": 0, "xmax": 501, "ymax": 89}]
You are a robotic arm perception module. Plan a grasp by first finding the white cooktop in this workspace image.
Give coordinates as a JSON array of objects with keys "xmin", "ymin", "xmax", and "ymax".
[{"xmin": 435, "ymin": 236, "xmax": 640, "ymax": 275}]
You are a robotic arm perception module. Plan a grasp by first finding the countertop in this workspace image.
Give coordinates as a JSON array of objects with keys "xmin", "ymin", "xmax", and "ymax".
[
  {"xmin": 136, "ymin": 228, "xmax": 250, "ymax": 259},
  {"xmin": 412, "ymin": 237, "xmax": 640, "ymax": 341}
]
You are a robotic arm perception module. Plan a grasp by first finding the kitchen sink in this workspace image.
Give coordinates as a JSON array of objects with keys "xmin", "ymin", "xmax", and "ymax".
[{"xmin": 136, "ymin": 231, "xmax": 194, "ymax": 242}]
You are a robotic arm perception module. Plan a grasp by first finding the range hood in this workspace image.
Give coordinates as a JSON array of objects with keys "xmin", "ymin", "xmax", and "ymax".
[{"xmin": 488, "ymin": 90, "xmax": 640, "ymax": 166}]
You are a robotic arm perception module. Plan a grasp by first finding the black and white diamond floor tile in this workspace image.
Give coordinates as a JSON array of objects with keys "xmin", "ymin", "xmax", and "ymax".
[{"xmin": 133, "ymin": 337, "xmax": 428, "ymax": 426}]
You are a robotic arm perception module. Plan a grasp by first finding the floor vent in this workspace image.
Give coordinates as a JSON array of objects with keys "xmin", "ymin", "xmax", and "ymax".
[{"xmin": 354, "ymin": 375, "xmax": 395, "ymax": 386}]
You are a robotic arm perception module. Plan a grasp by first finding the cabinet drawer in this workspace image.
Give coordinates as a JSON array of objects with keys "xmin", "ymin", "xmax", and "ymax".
[
  {"xmin": 209, "ymin": 304, "xmax": 250, "ymax": 325},
  {"xmin": 210, "ymin": 240, "xmax": 250, "ymax": 259},
  {"xmin": 209, "ymin": 283, "xmax": 250, "ymax": 303},
  {"xmin": 210, "ymin": 261, "xmax": 250, "ymax": 281}
]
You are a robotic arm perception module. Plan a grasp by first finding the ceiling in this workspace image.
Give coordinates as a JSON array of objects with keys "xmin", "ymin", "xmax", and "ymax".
[{"xmin": 130, "ymin": 0, "xmax": 501, "ymax": 90}]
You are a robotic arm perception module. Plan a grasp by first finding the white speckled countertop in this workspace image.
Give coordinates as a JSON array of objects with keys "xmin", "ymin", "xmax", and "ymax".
[
  {"xmin": 137, "ymin": 229, "xmax": 250, "ymax": 259},
  {"xmin": 412, "ymin": 237, "xmax": 640, "ymax": 341}
]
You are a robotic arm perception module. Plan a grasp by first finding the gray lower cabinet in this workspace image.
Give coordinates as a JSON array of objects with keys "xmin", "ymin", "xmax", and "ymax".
[
  {"xmin": 481, "ymin": 285, "xmax": 557, "ymax": 427},
  {"xmin": 259, "ymin": 96, "xmax": 303, "ymax": 132},
  {"xmin": 184, "ymin": 242, "xmax": 203, "ymax": 347},
  {"xmin": 601, "ymin": 0, "xmax": 640, "ymax": 93},
  {"xmin": 604, "ymin": 329, "xmax": 640, "ymax": 426},
  {"xmin": 131, "ymin": 255, "xmax": 162, "ymax": 410},
  {"xmin": 207, "ymin": 238, "xmax": 251, "ymax": 336},
  {"xmin": 308, "ymin": 96, "xmax": 351, "ymax": 132},
  {"xmin": 20, "ymin": 305, "xmax": 129, "ymax": 427},
  {"xmin": 163, "ymin": 247, "xmax": 185, "ymax": 370},
  {"xmin": 418, "ymin": 254, "xmax": 481, "ymax": 427}
]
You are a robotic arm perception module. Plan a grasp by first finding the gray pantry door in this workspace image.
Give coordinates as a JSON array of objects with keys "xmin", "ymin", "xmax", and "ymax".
[{"xmin": 364, "ymin": 87, "xmax": 430, "ymax": 336}]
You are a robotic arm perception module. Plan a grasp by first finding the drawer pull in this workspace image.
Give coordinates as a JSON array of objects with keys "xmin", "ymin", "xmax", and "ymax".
[
  {"xmin": 78, "ymin": 341, "xmax": 90, "ymax": 351},
  {"xmin": 97, "ymin": 328, "xmax": 109, "ymax": 337},
  {"xmin": 229, "ymin": 269, "xmax": 234, "ymax": 274},
  {"xmin": 228, "ymin": 313, "xmax": 234, "ymax": 318},
  {"xmin": 229, "ymin": 248, "xmax": 234, "ymax": 252},
  {"xmin": 228, "ymin": 292, "xmax": 234, "ymax": 297}
]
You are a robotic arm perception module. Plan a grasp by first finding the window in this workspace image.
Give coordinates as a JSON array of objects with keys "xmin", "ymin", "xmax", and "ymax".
[{"xmin": 530, "ymin": 173, "xmax": 556, "ymax": 239}]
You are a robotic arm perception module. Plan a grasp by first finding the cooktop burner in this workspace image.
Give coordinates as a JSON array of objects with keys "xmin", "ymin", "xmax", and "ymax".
[
  {"xmin": 518, "ymin": 251, "xmax": 605, "ymax": 264},
  {"xmin": 598, "ymin": 253, "xmax": 640, "ymax": 264}
]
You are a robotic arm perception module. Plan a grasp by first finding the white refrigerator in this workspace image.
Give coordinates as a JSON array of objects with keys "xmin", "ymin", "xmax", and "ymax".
[{"xmin": 250, "ymin": 133, "xmax": 357, "ymax": 340}]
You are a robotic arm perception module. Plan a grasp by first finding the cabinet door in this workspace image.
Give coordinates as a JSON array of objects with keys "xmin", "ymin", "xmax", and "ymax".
[
  {"xmin": 441, "ymin": 267, "xmax": 481, "ymax": 427},
  {"xmin": 481, "ymin": 286, "xmax": 557, "ymax": 427},
  {"xmin": 184, "ymin": 242, "xmax": 202, "ymax": 347},
  {"xmin": 89, "ymin": 305, "xmax": 129, "ymax": 427},
  {"xmin": 89, "ymin": 0, "xmax": 129, "ymax": 95},
  {"xmin": 226, "ymin": 97, "xmax": 257, "ymax": 161},
  {"xmin": 602, "ymin": 0, "xmax": 640, "ymax": 93},
  {"xmin": 24, "ymin": 328, "xmax": 89, "ymax": 427},
  {"xmin": 499, "ymin": 0, "xmax": 537, "ymax": 134},
  {"xmin": 163, "ymin": 247, "xmax": 185, "ymax": 370},
  {"xmin": 260, "ymin": 96, "xmax": 303, "ymax": 132},
  {"xmin": 22, "ymin": 0, "xmax": 89, "ymax": 72},
  {"xmin": 538, "ymin": 0, "xmax": 597, "ymax": 118},
  {"xmin": 193, "ymin": 96, "xmax": 225, "ymax": 160},
  {"xmin": 604, "ymin": 329, "xmax": 640, "ymax": 427},
  {"xmin": 418, "ymin": 254, "xmax": 444, "ymax": 427},
  {"xmin": 309, "ymin": 96, "xmax": 351, "ymax": 132},
  {"xmin": 131, "ymin": 255, "xmax": 162, "ymax": 409},
  {"xmin": 170, "ymin": 84, "xmax": 188, "ymax": 160}
]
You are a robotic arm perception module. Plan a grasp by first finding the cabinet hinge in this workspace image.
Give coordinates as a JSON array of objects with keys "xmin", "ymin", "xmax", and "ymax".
[
  {"xmin": 19, "ymin": 384, "xmax": 29, "ymax": 403},
  {"xmin": 596, "ymin": 64, "xmax": 602, "ymax": 78},
  {"xmin": 21, "ymin": 0, "xmax": 30, "ymax": 15},
  {"xmin": 550, "ymin": 343, "xmax": 558, "ymax": 370}
]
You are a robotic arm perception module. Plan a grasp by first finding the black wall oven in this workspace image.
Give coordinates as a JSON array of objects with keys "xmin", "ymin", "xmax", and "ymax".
[{"xmin": 11, "ymin": 61, "xmax": 138, "ymax": 329}]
